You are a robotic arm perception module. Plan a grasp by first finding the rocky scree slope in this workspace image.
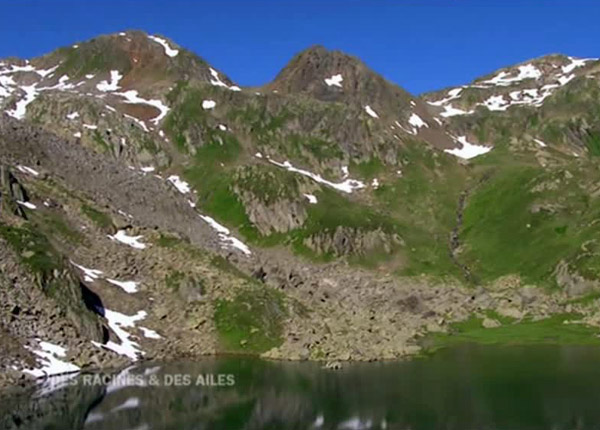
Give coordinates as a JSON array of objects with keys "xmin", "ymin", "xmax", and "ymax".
[{"xmin": 1, "ymin": 31, "xmax": 600, "ymax": 391}]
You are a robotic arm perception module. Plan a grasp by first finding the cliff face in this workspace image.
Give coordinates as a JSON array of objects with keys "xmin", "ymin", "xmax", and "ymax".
[{"xmin": 1, "ymin": 31, "xmax": 600, "ymax": 383}]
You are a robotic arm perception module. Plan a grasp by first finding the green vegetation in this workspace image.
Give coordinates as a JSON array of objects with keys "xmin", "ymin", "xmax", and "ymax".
[
  {"xmin": 351, "ymin": 157, "xmax": 385, "ymax": 179},
  {"xmin": 184, "ymin": 138, "xmax": 260, "ymax": 240},
  {"xmin": 459, "ymin": 167, "xmax": 588, "ymax": 286},
  {"xmin": 234, "ymin": 165, "xmax": 299, "ymax": 205},
  {"xmin": 164, "ymin": 85, "xmax": 214, "ymax": 152},
  {"xmin": 585, "ymin": 132, "xmax": 600, "ymax": 156},
  {"xmin": 92, "ymin": 130, "xmax": 111, "ymax": 153},
  {"xmin": 567, "ymin": 291, "xmax": 600, "ymax": 306},
  {"xmin": 287, "ymin": 135, "xmax": 343, "ymax": 162},
  {"xmin": 0, "ymin": 223, "xmax": 61, "ymax": 276},
  {"xmin": 155, "ymin": 233, "xmax": 183, "ymax": 248},
  {"xmin": 55, "ymin": 41, "xmax": 132, "ymax": 78},
  {"xmin": 372, "ymin": 143, "xmax": 467, "ymax": 277},
  {"xmin": 228, "ymin": 104, "xmax": 291, "ymax": 143},
  {"xmin": 35, "ymin": 211, "xmax": 86, "ymax": 246},
  {"xmin": 214, "ymin": 286, "xmax": 287, "ymax": 353},
  {"xmin": 484, "ymin": 309, "xmax": 517, "ymax": 325},
  {"xmin": 81, "ymin": 204, "xmax": 112, "ymax": 229},
  {"xmin": 165, "ymin": 270, "xmax": 185, "ymax": 291},
  {"xmin": 425, "ymin": 313, "xmax": 600, "ymax": 350}
]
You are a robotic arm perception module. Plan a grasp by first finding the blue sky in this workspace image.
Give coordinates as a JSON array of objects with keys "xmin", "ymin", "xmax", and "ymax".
[{"xmin": 1, "ymin": 1, "xmax": 599, "ymax": 94}]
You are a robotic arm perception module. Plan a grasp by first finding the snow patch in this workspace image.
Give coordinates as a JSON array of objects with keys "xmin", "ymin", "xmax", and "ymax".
[
  {"xmin": 199, "ymin": 215, "xmax": 251, "ymax": 255},
  {"xmin": 71, "ymin": 262, "xmax": 103, "ymax": 282},
  {"xmin": 562, "ymin": 57, "xmax": 591, "ymax": 74},
  {"xmin": 324, "ymin": 74, "xmax": 343, "ymax": 87},
  {"xmin": 66, "ymin": 111, "xmax": 79, "ymax": 120},
  {"xmin": 93, "ymin": 309, "xmax": 147, "ymax": 360},
  {"xmin": 17, "ymin": 200, "xmax": 36, "ymax": 210},
  {"xmin": 208, "ymin": 68, "xmax": 240, "ymax": 91},
  {"xmin": 139, "ymin": 327, "xmax": 161, "ymax": 339},
  {"xmin": 364, "ymin": 105, "xmax": 379, "ymax": 118},
  {"xmin": 6, "ymin": 84, "xmax": 38, "ymax": 119},
  {"xmin": 482, "ymin": 64, "xmax": 542, "ymax": 86},
  {"xmin": 108, "ymin": 230, "xmax": 147, "ymax": 250},
  {"xmin": 36, "ymin": 65, "xmax": 58, "ymax": 78},
  {"xmin": 408, "ymin": 113, "xmax": 428, "ymax": 130},
  {"xmin": 23, "ymin": 342, "xmax": 80, "ymax": 378},
  {"xmin": 167, "ymin": 175, "xmax": 191, "ymax": 194},
  {"xmin": 482, "ymin": 95, "xmax": 509, "ymax": 111},
  {"xmin": 444, "ymin": 136, "xmax": 492, "ymax": 160},
  {"xmin": 148, "ymin": 35, "xmax": 179, "ymax": 57},
  {"xmin": 558, "ymin": 74, "xmax": 575, "ymax": 86},
  {"xmin": 304, "ymin": 194, "xmax": 318, "ymax": 204},
  {"xmin": 202, "ymin": 99, "xmax": 216, "ymax": 110},
  {"xmin": 107, "ymin": 279, "xmax": 139, "ymax": 294},
  {"xmin": 440, "ymin": 104, "xmax": 474, "ymax": 118},
  {"xmin": 123, "ymin": 114, "xmax": 150, "ymax": 132},
  {"xmin": 96, "ymin": 70, "xmax": 122, "ymax": 92},
  {"xmin": 117, "ymin": 90, "xmax": 170, "ymax": 124},
  {"xmin": 428, "ymin": 88, "xmax": 463, "ymax": 106},
  {"xmin": 16, "ymin": 165, "xmax": 39, "ymax": 176},
  {"xmin": 269, "ymin": 159, "xmax": 365, "ymax": 194},
  {"xmin": 534, "ymin": 138, "xmax": 547, "ymax": 147}
]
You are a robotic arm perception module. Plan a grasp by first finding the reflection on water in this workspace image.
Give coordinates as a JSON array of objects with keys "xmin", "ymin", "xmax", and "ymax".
[{"xmin": 3, "ymin": 344, "xmax": 600, "ymax": 429}]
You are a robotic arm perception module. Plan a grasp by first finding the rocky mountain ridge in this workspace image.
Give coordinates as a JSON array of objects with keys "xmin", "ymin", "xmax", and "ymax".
[{"xmin": 2, "ymin": 30, "xmax": 600, "ymax": 391}]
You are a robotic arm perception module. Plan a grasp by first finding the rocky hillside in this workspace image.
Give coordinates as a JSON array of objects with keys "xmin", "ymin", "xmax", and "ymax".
[{"xmin": 2, "ymin": 30, "xmax": 600, "ymax": 388}]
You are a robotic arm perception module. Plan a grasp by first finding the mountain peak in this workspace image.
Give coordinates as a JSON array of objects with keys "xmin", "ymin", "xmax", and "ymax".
[
  {"xmin": 21, "ymin": 30, "xmax": 239, "ymax": 95},
  {"xmin": 268, "ymin": 45, "xmax": 381, "ymax": 96}
]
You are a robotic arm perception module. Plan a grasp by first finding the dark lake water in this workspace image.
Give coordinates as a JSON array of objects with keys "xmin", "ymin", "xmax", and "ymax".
[{"xmin": 4, "ymin": 344, "xmax": 600, "ymax": 429}]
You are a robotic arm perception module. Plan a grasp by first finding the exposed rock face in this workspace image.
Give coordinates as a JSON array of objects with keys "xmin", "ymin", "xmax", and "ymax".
[
  {"xmin": 268, "ymin": 45, "xmax": 413, "ymax": 106},
  {"xmin": 554, "ymin": 260, "xmax": 599, "ymax": 297},
  {"xmin": 240, "ymin": 194, "xmax": 307, "ymax": 234},
  {"xmin": 0, "ymin": 166, "xmax": 27, "ymax": 219},
  {"xmin": 303, "ymin": 226, "xmax": 403, "ymax": 257}
]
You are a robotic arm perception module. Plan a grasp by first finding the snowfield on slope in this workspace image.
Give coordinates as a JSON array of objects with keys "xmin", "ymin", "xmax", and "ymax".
[
  {"xmin": 209, "ymin": 68, "xmax": 241, "ymax": 91},
  {"xmin": 23, "ymin": 342, "xmax": 80, "ymax": 378},
  {"xmin": 268, "ymin": 158, "xmax": 365, "ymax": 193},
  {"xmin": 444, "ymin": 136, "xmax": 492, "ymax": 159},
  {"xmin": 167, "ymin": 175, "xmax": 191, "ymax": 193},
  {"xmin": 199, "ymin": 215, "xmax": 251, "ymax": 255},
  {"xmin": 117, "ymin": 90, "xmax": 170, "ymax": 124},
  {"xmin": 148, "ymin": 35, "xmax": 179, "ymax": 57},
  {"xmin": 97, "ymin": 70, "xmax": 123, "ymax": 92},
  {"xmin": 92, "ymin": 309, "xmax": 147, "ymax": 361}
]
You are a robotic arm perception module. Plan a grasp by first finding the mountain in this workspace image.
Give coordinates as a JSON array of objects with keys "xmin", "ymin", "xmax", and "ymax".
[{"xmin": 2, "ymin": 30, "xmax": 600, "ymax": 389}]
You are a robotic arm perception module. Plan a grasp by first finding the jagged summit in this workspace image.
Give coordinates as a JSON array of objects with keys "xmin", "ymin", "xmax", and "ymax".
[
  {"xmin": 264, "ymin": 44, "xmax": 456, "ymax": 148},
  {"xmin": 267, "ymin": 45, "xmax": 413, "ymax": 105}
]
